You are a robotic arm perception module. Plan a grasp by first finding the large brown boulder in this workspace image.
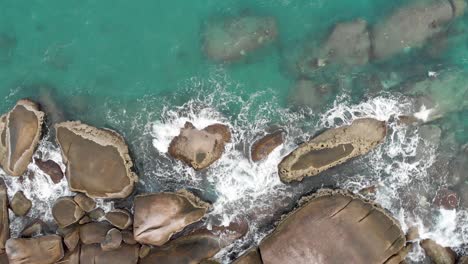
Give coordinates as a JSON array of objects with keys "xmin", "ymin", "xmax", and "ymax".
[
  {"xmin": 55, "ymin": 121, "xmax": 138, "ymax": 199},
  {"xmin": 0, "ymin": 99, "xmax": 44, "ymax": 176},
  {"xmin": 79, "ymin": 222, "xmax": 113, "ymax": 245},
  {"xmin": 278, "ymin": 118, "xmax": 386, "ymax": 182},
  {"xmin": 203, "ymin": 15, "xmax": 278, "ymax": 62},
  {"xmin": 168, "ymin": 122, "xmax": 231, "ymax": 170},
  {"xmin": 0, "ymin": 180, "xmax": 8, "ymax": 254},
  {"xmin": 140, "ymin": 221, "xmax": 247, "ymax": 264},
  {"xmin": 258, "ymin": 190, "xmax": 406, "ymax": 264},
  {"xmin": 251, "ymin": 131, "xmax": 284, "ymax": 162},
  {"xmin": 80, "ymin": 243, "xmax": 138, "ymax": 264},
  {"xmin": 318, "ymin": 19, "xmax": 370, "ymax": 66},
  {"xmin": 372, "ymin": 0, "xmax": 464, "ymax": 60},
  {"xmin": 133, "ymin": 190, "xmax": 210, "ymax": 246},
  {"xmin": 5, "ymin": 235, "xmax": 64, "ymax": 264},
  {"xmin": 52, "ymin": 197, "xmax": 85, "ymax": 228},
  {"xmin": 420, "ymin": 239, "xmax": 456, "ymax": 264}
]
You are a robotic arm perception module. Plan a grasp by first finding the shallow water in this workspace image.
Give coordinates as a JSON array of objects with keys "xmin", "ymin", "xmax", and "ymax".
[{"xmin": 1, "ymin": 0, "xmax": 468, "ymax": 263}]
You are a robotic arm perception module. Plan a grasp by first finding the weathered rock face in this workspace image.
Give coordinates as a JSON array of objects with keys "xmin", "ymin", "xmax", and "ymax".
[
  {"xmin": 55, "ymin": 121, "xmax": 138, "ymax": 199},
  {"xmin": 318, "ymin": 19, "xmax": 370, "ymax": 65},
  {"xmin": 80, "ymin": 243, "xmax": 139, "ymax": 264},
  {"xmin": 372, "ymin": 0, "xmax": 463, "ymax": 60},
  {"xmin": 0, "ymin": 180, "xmax": 8, "ymax": 254},
  {"xmin": 5, "ymin": 235, "xmax": 64, "ymax": 264},
  {"xmin": 52, "ymin": 197, "xmax": 85, "ymax": 228},
  {"xmin": 259, "ymin": 190, "xmax": 405, "ymax": 264},
  {"xmin": 251, "ymin": 131, "xmax": 284, "ymax": 162},
  {"xmin": 0, "ymin": 100, "xmax": 44, "ymax": 176},
  {"xmin": 203, "ymin": 15, "xmax": 278, "ymax": 62},
  {"xmin": 105, "ymin": 209, "xmax": 132, "ymax": 230},
  {"xmin": 140, "ymin": 222, "xmax": 247, "ymax": 264},
  {"xmin": 34, "ymin": 158, "xmax": 63, "ymax": 184},
  {"xmin": 421, "ymin": 239, "xmax": 456, "ymax": 264},
  {"xmin": 168, "ymin": 122, "xmax": 231, "ymax": 170},
  {"xmin": 233, "ymin": 248, "xmax": 262, "ymax": 264},
  {"xmin": 278, "ymin": 118, "xmax": 387, "ymax": 182},
  {"xmin": 10, "ymin": 191, "xmax": 32, "ymax": 216},
  {"xmin": 133, "ymin": 190, "xmax": 210, "ymax": 246},
  {"xmin": 79, "ymin": 222, "xmax": 113, "ymax": 245}
]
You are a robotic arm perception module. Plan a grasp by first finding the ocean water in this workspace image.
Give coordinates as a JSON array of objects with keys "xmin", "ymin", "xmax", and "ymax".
[{"xmin": 1, "ymin": 0, "xmax": 468, "ymax": 263}]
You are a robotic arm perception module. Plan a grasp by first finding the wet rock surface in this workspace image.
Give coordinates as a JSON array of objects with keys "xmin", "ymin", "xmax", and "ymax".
[
  {"xmin": 278, "ymin": 118, "xmax": 387, "ymax": 182},
  {"xmin": 55, "ymin": 121, "xmax": 138, "ymax": 199},
  {"xmin": 5, "ymin": 235, "xmax": 64, "ymax": 264},
  {"xmin": 52, "ymin": 197, "xmax": 85, "ymax": 228},
  {"xmin": 34, "ymin": 158, "xmax": 63, "ymax": 184},
  {"xmin": 168, "ymin": 122, "xmax": 231, "ymax": 170},
  {"xmin": 133, "ymin": 190, "xmax": 210, "ymax": 246},
  {"xmin": 251, "ymin": 131, "xmax": 284, "ymax": 162},
  {"xmin": 203, "ymin": 15, "xmax": 278, "ymax": 62},
  {"xmin": 259, "ymin": 189, "xmax": 405, "ymax": 264},
  {"xmin": 10, "ymin": 191, "xmax": 32, "ymax": 217},
  {"xmin": 0, "ymin": 100, "xmax": 44, "ymax": 176},
  {"xmin": 421, "ymin": 239, "xmax": 456, "ymax": 264},
  {"xmin": 288, "ymin": 80, "xmax": 334, "ymax": 110}
]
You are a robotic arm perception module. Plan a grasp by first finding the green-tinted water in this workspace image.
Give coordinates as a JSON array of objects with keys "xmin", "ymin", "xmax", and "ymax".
[{"xmin": 1, "ymin": 0, "xmax": 468, "ymax": 262}]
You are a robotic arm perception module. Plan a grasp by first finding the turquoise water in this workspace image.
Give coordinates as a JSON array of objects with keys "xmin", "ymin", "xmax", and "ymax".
[{"xmin": 1, "ymin": 0, "xmax": 468, "ymax": 262}]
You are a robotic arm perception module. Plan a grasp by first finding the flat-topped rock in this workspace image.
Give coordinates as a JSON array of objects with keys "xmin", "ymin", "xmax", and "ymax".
[
  {"xmin": 259, "ymin": 189, "xmax": 406, "ymax": 264},
  {"xmin": 55, "ymin": 121, "xmax": 138, "ymax": 199},
  {"xmin": 168, "ymin": 122, "xmax": 231, "ymax": 170},
  {"xmin": 52, "ymin": 197, "xmax": 85, "ymax": 228},
  {"xmin": 203, "ymin": 15, "xmax": 278, "ymax": 62},
  {"xmin": 133, "ymin": 190, "xmax": 210, "ymax": 246},
  {"xmin": 0, "ymin": 180, "xmax": 8, "ymax": 254},
  {"xmin": 278, "ymin": 118, "xmax": 386, "ymax": 182},
  {"xmin": 0, "ymin": 99, "xmax": 44, "ymax": 176},
  {"xmin": 5, "ymin": 235, "xmax": 64, "ymax": 264},
  {"xmin": 251, "ymin": 131, "xmax": 284, "ymax": 162}
]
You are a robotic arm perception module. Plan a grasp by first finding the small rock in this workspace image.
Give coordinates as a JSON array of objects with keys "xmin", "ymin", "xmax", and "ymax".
[
  {"xmin": 251, "ymin": 131, "xmax": 284, "ymax": 162},
  {"xmin": 52, "ymin": 197, "xmax": 85, "ymax": 228},
  {"xmin": 5, "ymin": 235, "xmax": 64, "ymax": 264},
  {"xmin": 10, "ymin": 191, "xmax": 32, "ymax": 216},
  {"xmin": 139, "ymin": 244, "xmax": 150, "ymax": 258},
  {"xmin": 80, "ymin": 222, "xmax": 113, "ymax": 244},
  {"xmin": 358, "ymin": 185, "xmax": 377, "ymax": 196},
  {"xmin": 79, "ymin": 215, "xmax": 91, "ymax": 225},
  {"xmin": 421, "ymin": 239, "xmax": 456, "ymax": 264},
  {"xmin": 101, "ymin": 228, "xmax": 122, "ymax": 251},
  {"xmin": 121, "ymin": 230, "xmax": 137, "ymax": 245},
  {"xmin": 89, "ymin": 207, "xmax": 105, "ymax": 221},
  {"xmin": 105, "ymin": 209, "xmax": 132, "ymax": 229},
  {"xmin": 73, "ymin": 193, "xmax": 96, "ymax": 212},
  {"xmin": 407, "ymin": 227, "xmax": 420, "ymax": 241},
  {"xmin": 64, "ymin": 228, "xmax": 79, "ymax": 251},
  {"xmin": 168, "ymin": 122, "xmax": 231, "ymax": 170},
  {"xmin": 20, "ymin": 219, "xmax": 46, "ymax": 237},
  {"xmin": 34, "ymin": 158, "xmax": 63, "ymax": 184},
  {"xmin": 433, "ymin": 189, "xmax": 459, "ymax": 210}
]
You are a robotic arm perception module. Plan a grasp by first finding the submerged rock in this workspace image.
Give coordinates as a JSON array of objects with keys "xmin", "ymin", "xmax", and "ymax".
[
  {"xmin": 80, "ymin": 243, "xmax": 138, "ymax": 264},
  {"xmin": 318, "ymin": 19, "xmax": 370, "ymax": 66},
  {"xmin": 421, "ymin": 239, "xmax": 456, "ymax": 264},
  {"xmin": 0, "ymin": 100, "xmax": 44, "ymax": 176},
  {"xmin": 288, "ymin": 80, "xmax": 334, "ymax": 110},
  {"xmin": 55, "ymin": 121, "xmax": 138, "ymax": 199},
  {"xmin": 203, "ymin": 15, "xmax": 278, "ymax": 62},
  {"xmin": 133, "ymin": 190, "xmax": 210, "ymax": 246},
  {"xmin": 168, "ymin": 122, "xmax": 231, "ymax": 170},
  {"xmin": 433, "ymin": 188, "xmax": 459, "ymax": 210},
  {"xmin": 278, "ymin": 118, "xmax": 386, "ymax": 182},
  {"xmin": 34, "ymin": 158, "xmax": 63, "ymax": 184},
  {"xmin": 140, "ymin": 221, "xmax": 247, "ymax": 264},
  {"xmin": 0, "ymin": 180, "xmax": 8, "ymax": 253},
  {"xmin": 52, "ymin": 197, "xmax": 85, "ymax": 228},
  {"xmin": 251, "ymin": 130, "xmax": 284, "ymax": 162},
  {"xmin": 259, "ymin": 189, "xmax": 406, "ymax": 264},
  {"xmin": 372, "ymin": 0, "xmax": 463, "ymax": 60},
  {"xmin": 5, "ymin": 235, "xmax": 64, "ymax": 264},
  {"xmin": 10, "ymin": 191, "xmax": 32, "ymax": 216}
]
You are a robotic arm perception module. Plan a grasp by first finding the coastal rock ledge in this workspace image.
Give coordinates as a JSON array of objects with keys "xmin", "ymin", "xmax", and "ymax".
[
  {"xmin": 278, "ymin": 118, "xmax": 386, "ymax": 182},
  {"xmin": 55, "ymin": 121, "xmax": 138, "ymax": 199},
  {"xmin": 0, "ymin": 99, "xmax": 44, "ymax": 176}
]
